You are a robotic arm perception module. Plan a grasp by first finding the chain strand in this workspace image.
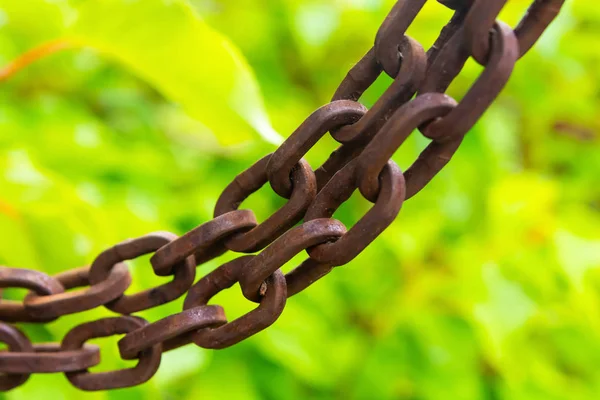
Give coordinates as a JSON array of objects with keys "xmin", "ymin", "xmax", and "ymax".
[{"xmin": 0, "ymin": 0, "xmax": 564, "ymax": 391}]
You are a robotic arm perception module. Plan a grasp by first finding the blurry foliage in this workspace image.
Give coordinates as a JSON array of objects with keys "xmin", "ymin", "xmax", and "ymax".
[{"xmin": 0, "ymin": 0, "xmax": 599, "ymax": 399}]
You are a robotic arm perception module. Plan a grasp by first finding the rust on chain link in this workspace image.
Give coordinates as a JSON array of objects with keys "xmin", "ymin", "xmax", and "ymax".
[
  {"xmin": 305, "ymin": 160, "xmax": 406, "ymax": 266},
  {"xmin": 285, "ymin": 258, "xmax": 334, "ymax": 297},
  {"xmin": 332, "ymin": 47, "xmax": 381, "ymax": 103},
  {"xmin": 463, "ymin": 0, "xmax": 565, "ymax": 65},
  {"xmin": 421, "ymin": 21, "xmax": 518, "ymax": 140},
  {"xmin": 118, "ymin": 305, "xmax": 226, "ymax": 359},
  {"xmin": 62, "ymin": 316, "xmax": 162, "ymax": 391},
  {"xmin": 177, "ymin": 256, "xmax": 287, "ymax": 350},
  {"xmin": 403, "ymin": 22, "xmax": 519, "ymax": 199},
  {"xmin": 151, "ymin": 210, "xmax": 258, "ymax": 275},
  {"xmin": 0, "ymin": 343, "xmax": 100, "ymax": 374},
  {"xmin": 514, "ymin": 0, "xmax": 565, "ymax": 57},
  {"xmin": 427, "ymin": 6, "xmax": 470, "ymax": 64},
  {"xmin": 332, "ymin": 36, "xmax": 427, "ymax": 144},
  {"xmin": 0, "ymin": 323, "xmax": 33, "ymax": 391},
  {"xmin": 374, "ymin": 0, "xmax": 427, "ymax": 78},
  {"xmin": 0, "ymin": 0, "xmax": 564, "ymax": 391},
  {"xmin": 214, "ymin": 155, "xmax": 316, "ymax": 253},
  {"xmin": 0, "ymin": 267, "xmax": 64, "ymax": 322},
  {"xmin": 267, "ymin": 100, "xmax": 366, "ymax": 198},
  {"xmin": 24, "ymin": 264, "xmax": 131, "ymax": 319},
  {"xmin": 356, "ymin": 93, "xmax": 457, "ymax": 201},
  {"xmin": 239, "ymin": 219, "xmax": 346, "ymax": 302},
  {"xmin": 89, "ymin": 232, "xmax": 196, "ymax": 314}
]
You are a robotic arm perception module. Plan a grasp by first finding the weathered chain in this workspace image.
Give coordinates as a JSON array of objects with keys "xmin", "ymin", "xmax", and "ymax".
[{"xmin": 0, "ymin": 0, "xmax": 564, "ymax": 391}]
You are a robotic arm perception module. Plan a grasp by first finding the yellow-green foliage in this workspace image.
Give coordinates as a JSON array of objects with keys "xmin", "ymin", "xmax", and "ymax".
[{"xmin": 0, "ymin": 1, "xmax": 598, "ymax": 399}]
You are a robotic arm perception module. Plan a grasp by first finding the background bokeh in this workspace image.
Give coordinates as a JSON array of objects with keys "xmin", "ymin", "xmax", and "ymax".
[{"xmin": 0, "ymin": 0, "xmax": 599, "ymax": 399}]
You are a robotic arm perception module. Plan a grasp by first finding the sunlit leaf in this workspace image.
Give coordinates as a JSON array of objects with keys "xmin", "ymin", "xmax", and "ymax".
[{"xmin": 67, "ymin": 0, "xmax": 280, "ymax": 146}]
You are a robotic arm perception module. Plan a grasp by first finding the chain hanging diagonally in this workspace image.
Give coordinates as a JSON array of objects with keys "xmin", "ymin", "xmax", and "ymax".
[
  {"xmin": 0, "ymin": 0, "xmax": 565, "ymax": 391},
  {"xmin": 315, "ymin": 0, "xmax": 564, "ymax": 193},
  {"xmin": 313, "ymin": 1, "xmax": 470, "ymax": 191}
]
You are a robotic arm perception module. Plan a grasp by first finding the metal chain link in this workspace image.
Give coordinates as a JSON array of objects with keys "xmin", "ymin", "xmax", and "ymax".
[{"xmin": 0, "ymin": 0, "xmax": 565, "ymax": 391}]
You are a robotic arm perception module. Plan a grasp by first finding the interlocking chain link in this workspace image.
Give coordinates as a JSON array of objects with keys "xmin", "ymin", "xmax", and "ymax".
[{"xmin": 0, "ymin": 0, "xmax": 564, "ymax": 391}]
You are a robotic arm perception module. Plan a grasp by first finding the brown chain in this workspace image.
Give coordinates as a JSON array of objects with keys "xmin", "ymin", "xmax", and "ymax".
[{"xmin": 0, "ymin": 0, "xmax": 564, "ymax": 391}]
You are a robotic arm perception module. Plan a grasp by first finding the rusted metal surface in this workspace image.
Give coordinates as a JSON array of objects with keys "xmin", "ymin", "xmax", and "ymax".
[
  {"xmin": 463, "ymin": 0, "xmax": 565, "ymax": 65},
  {"xmin": 356, "ymin": 93, "xmax": 458, "ymax": 201},
  {"xmin": 423, "ymin": 22, "xmax": 518, "ymax": 140},
  {"xmin": 0, "ymin": 0, "xmax": 564, "ymax": 391},
  {"xmin": 24, "ymin": 264, "xmax": 131, "ymax": 319},
  {"xmin": 0, "ymin": 343, "xmax": 100, "ymax": 373},
  {"xmin": 0, "ymin": 323, "xmax": 33, "ymax": 390},
  {"xmin": 0, "ymin": 268, "xmax": 64, "ymax": 323},
  {"xmin": 306, "ymin": 160, "xmax": 406, "ymax": 265},
  {"xmin": 239, "ymin": 219, "xmax": 346, "ymax": 302},
  {"xmin": 118, "ymin": 305, "xmax": 227, "ymax": 359},
  {"xmin": 267, "ymin": 100, "xmax": 366, "ymax": 198},
  {"xmin": 89, "ymin": 232, "xmax": 196, "ymax": 314},
  {"xmin": 62, "ymin": 316, "xmax": 162, "ymax": 391},
  {"xmin": 214, "ymin": 155, "xmax": 316, "ymax": 252},
  {"xmin": 181, "ymin": 256, "xmax": 287, "ymax": 350},
  {"xmin": 514, "ymin": 0, "xmax": 566, "ymax": 57},
  {"xmin": 333, "ymin": 36, "xmax": 427, "ymax": 145},
  {"xmin": 150, "ymin": 210, "xmax": 258, "ymax": 275},
  {"xmin": 374, "ymin": 0, "xmax": 427, "ymax": 78}
]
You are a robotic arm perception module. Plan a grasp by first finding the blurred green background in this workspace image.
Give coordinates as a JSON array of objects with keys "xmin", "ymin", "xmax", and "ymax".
[{"xmin": 0, "ymin": 0, "xmax": 599, "ymax": 399}]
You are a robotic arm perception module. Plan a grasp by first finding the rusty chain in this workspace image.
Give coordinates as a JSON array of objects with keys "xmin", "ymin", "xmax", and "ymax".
[{"xmin": 0, "ymin": 0, "xmax": 564, "ymax": 391}]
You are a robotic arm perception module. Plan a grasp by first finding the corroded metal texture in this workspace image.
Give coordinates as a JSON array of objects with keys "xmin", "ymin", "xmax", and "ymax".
[{"xmin": 0, "ymin": 0, "xmax": 564, "ymax": 391}]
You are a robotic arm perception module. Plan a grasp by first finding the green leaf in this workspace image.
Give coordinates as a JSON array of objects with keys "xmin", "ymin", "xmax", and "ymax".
[{"xmin": 67, "ymin": 0, "xmax": 280, "ymax": 146}]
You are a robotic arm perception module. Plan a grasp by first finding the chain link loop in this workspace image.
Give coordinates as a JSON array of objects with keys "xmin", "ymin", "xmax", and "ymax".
[
  {"xmin": 464, "ymin": 0, "xmax": 565, "ymax": 65},
  {"xmin": 24, "ymin": 265, "xmax": 131, "ymax": 319},
  {"xmin": 267, "ymin": 100, "xmax": 366, "ymax": 198},
  {"xmin": 239, "ymin": 219, "xmax": 346, "ymax": 302},
  {"xmin": 62, "ymin": 316, "xmax": 162, "ymax": 391},
  {"xmin": 180, "ymin": 256, "xmax": 287, "ymax": 350},
  {"xmin": 0, "ymin": 323, "xmax": 33, "ymax": 390},
  {"xmin": 333, "ymin": 36, "xmax": 427, "ymax": 145},
  {"xmin": 118, "ymin": 305, "xmax": 226, "ymax": 359},
  {"xmin": 306, "ymin": 160, "xmax": 406, "ymax": 266},
  {"xmin": 214, "ymin": 155, "xmax": 316, "ymax": 252},
  {"xmin": 0, "ymin": 267, "xmax": 64, "ymax": 323},
  {"xmin": 0, "ymin": 343, "xmax": 100, "ymax": 374},
  {"xmin": 150, "ymin": 210, "xmax": 257, "ymax": 275},
  {"xmin": 89, "ymin": 232, "xmax": 196, "ymax": 314}
]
